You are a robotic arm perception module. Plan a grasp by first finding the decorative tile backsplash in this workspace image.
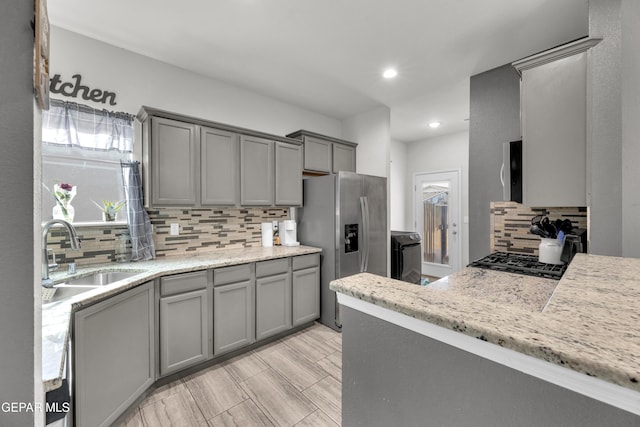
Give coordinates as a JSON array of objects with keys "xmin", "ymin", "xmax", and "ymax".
[
  {"xmin": 147, "ymin": 207, "xmax": 289, "ymax": 257},
  {"xmin": 45, "ymin": 207, "xmax": 289, "ymax": 267},
  {"xmin": 490, "ymin": 201, "xmax": 587, "ymax": 255},
  {"xmin": 46, "ymin": 225, "xmax": 131, "ymax": 267}
]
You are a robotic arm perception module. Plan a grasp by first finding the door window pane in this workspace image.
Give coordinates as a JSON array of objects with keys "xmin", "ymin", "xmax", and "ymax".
[{"xmin": 422, "ymin": 182, "xmax": 449, "ymax": 265}]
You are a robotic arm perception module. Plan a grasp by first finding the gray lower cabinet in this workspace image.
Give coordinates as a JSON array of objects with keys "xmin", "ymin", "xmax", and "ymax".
[
  {"xmin": 240, "ymin": 135, "xmax": 274, "ymax": 205},
  {"xmin": 256, "ymin": 259, "xmax": 292, "ymax": 341},
  {"xmin": 201, "ymin": 127, "xmax": 239, "ymax": 206},
  {"xmin": 159, "ymin": 290, "xmax": 208, "ymax": 376},
  {"xmin": 74, "ymin": 282, "xmax": 155, "ymax": 427},
  {"xmin": 149, "ymin": 117, "xmax": 198, "ymax": 206},
  {"xmin": 213, "ymin": 280, "xmax": 255, "ymax": 355},
  {"xmin": 275, "ymin": 141, "xmax": 303, "ymax": 206},
  {"xmin": 213, "ymin": 264, "xmax": 255, "ymax": 356},
  {"xmin": 159, "ymin": 271, "xmax": 209, "ymax": 377},
  {"xmin": 292, "ymin": 254, "xmax": 320, "ymax": 326}
]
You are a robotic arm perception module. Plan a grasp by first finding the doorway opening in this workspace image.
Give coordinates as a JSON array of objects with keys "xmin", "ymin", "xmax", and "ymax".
[{"xmin": 414, "ymin": 170, "xmax": 462, "ymax": 278}]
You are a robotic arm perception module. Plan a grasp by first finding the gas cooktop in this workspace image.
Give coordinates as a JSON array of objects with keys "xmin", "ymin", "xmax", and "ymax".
[{"xmin": 468, "ymin": 252, "xmax": 567, "ymax": 280}]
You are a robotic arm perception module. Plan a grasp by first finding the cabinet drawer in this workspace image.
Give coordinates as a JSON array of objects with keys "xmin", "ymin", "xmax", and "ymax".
[
  {"xmin": 214, "ymin": 263, "xmax": 253, "ymax": 286},
  {"xmin": 160, "ymin": 271, "xmax": 208, "ymax": 296},
  {"xmin": 292, "ymin": 253, "xmax": 319, "ymax": 271},
  {"xmin": 256, "ymin": 258, "xmax": 289, "ymax": 278}
]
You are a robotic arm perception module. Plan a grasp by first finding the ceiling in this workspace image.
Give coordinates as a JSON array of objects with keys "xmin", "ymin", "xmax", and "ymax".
[{"xmin": 48, "ymin": 0, "xmax": 588, "ymax": 143}]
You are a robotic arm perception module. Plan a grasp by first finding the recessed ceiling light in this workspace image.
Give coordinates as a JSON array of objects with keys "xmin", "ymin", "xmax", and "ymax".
[
  {"xmin": 383, "ymin": 68, "xmax": 398, "ymax": 79},
  {"xmin": 429, "ymin": 121, "xmax": 441, "ymax": 129}
]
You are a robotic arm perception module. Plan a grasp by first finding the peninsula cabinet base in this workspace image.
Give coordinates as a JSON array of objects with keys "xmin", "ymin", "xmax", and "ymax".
[{"xmin": 341, "ymin": 307, "xmax": 639, "ymax": 427}]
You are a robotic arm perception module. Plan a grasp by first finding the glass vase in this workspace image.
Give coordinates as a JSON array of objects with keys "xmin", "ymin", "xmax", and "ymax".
[{"xmin": 52, "ymin": 203, "xmax": 75, "ymax": 222}]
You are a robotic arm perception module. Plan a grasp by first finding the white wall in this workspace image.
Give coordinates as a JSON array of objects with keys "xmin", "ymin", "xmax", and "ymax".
[
  {"xmin": 406, "ymin": 130, "xmax": 470, "ymax": 266},
  {"xmin": 390, "ymin": 139, "xmax": 408, "ymax": 230},
  {"xmin": 50, "ymin": 27, "xmax": 342, "ymax": 139},
  {"xmin": 342, "ymin": 106, "xmax": 391, "ymax": 178}
]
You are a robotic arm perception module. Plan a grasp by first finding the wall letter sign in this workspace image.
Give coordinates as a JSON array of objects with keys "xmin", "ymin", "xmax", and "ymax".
[{"xmin": 49, "ymin": 74, "xmax": 117, "ymax": 106}]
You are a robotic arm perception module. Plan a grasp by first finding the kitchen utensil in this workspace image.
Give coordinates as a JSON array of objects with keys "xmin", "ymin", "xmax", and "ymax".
[
  {"xmin": 530, "ymin": 223, "xmax": 550, "ymax": 238},
  {"xmin": 530, "ymin": 215, "xmax": 553, "ymax": 238}
]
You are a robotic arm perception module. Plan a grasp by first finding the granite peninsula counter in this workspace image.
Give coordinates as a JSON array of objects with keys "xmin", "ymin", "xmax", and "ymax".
[
  {"xmin": 42, "ymin": 245, "xmax": 321, "ymax": 392},
  {"xmin": 330, "ymin": 253, "xmax": 640, "ymax": 424}
]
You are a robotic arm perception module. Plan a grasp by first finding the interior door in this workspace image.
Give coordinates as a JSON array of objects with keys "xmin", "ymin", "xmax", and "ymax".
[{"xmin": 414, "ymin": 170, "xmax": 461, "ymax": 278}]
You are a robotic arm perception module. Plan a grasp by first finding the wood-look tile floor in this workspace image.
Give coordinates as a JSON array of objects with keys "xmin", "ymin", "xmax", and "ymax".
[{"xmin": 116, "ymin": 323, "xmax": 342, "ymax": 427}]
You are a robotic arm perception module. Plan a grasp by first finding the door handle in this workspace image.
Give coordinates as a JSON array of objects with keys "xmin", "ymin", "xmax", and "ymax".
[
  {"xmin": 363, "ymin": 197, "xmax": 370, "ymax": 272},
  {"xmin": 359, "ymin": 196, "xmax": 370, "ymax": 272}
]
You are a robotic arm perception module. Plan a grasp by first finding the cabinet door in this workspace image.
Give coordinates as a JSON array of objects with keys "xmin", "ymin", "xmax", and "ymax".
[
  {"xmin": 201, "ymin": 127, "xmax": 239, "ymax": 206},
  {"xmin": 256, "ymin": 273, "xmax": 292, "ymax": 340},
  {"xmin": 292, "ymin": 266, "xmax": 320, "ymax": 326},
  {"xmin": 213, "ymin": 280, "xmax": 255, "ymax": 355},
  {"xmin": 159, "ymin": 289, "xmax": 208, "ymax": 376},
  {"xmin": 333, "ymin": 142, "xmax": 356, "ymax": 173},
  {"xmin": 275, "ymin": 142, "xmax": 302, "ymax": 206},
  {"xmin": 74, "ymin": 282, "xmax": 154, "ymax": 427},
  {"xmin": 240, "ymin": 135, "xmax": 274, "ymax": 205},
  {"xmin": 521, "ymin": 52, "xmax": 587, "ymax": 207},
  {"xmin": 151, "ymin": 117, "xmax": 198, "ymax": 206},
  {"xmin": 304, "ymin": 136, "xmax": 332, "ymax": 173}
]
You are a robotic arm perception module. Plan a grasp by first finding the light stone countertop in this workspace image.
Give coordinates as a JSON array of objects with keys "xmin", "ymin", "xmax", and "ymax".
[
  {"xmin": 329, "ymin": 253, "xmax": 640, "ymax": 394},
  {"xmin": 42, "ymin": 245, "xmax": 321, "ymax": 392}
]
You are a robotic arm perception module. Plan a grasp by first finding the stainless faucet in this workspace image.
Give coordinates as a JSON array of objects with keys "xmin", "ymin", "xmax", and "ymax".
[{"xmin": 42, "ymin": 219, "xmax": 81, "ymax": 287}]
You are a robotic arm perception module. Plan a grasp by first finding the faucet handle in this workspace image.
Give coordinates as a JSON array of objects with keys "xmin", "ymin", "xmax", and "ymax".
[{"xmin": 47, "ymin": 249, "xmax": 59, "ymax": 273}]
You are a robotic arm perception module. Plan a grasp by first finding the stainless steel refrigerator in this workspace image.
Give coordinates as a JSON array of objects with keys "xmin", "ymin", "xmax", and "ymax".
[{"xmin": 297, "ymin": 171, "xmax": 387, "ymax": 331}]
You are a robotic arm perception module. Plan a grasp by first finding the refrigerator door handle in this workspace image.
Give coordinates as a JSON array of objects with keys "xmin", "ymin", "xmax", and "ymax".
[
  {"xmin": 360, "ymin": 196, "xmax": 370, "ymax": 272},
  {"xmin": 359, "ymin": 196, "xmax": 366, "ymax": 272}
]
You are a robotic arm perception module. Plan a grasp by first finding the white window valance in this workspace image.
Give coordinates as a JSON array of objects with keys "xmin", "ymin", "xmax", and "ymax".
[{"xmin": 42, "ymin": 99, "xmax": 134, "ymax": 152}]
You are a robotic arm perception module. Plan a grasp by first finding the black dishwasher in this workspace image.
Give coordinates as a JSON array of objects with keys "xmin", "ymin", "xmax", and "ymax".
[{"xmin": 390, "ymin": 231, "xmax": 422, "ymax": 284}]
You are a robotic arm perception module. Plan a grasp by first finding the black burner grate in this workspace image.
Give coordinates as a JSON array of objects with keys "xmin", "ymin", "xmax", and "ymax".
[{"xmin": 468, "ymin": 252, "xmax": 567, "ymax": 280}]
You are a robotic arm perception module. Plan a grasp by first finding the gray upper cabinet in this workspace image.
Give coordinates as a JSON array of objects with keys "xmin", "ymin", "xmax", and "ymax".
[
  {"xmin": 513, "ymin": 37, "xmax": 601, "ymax": 207},
  {"xmin": 201, "ymin": 127, "xmax": 240, "ymax": 206},
  {"xmin": 286, "ymin": 129, "xmax": 357, "ymax": 175},
  {"xmin": 304, "ymin": 136, "xmax": 332, "ymax": 173},
  {"xmin": 332, "ymin": 143, "xmax": 356, "ymax": 174},
  {"xmin": 149, "ymin": 117, "xmax": 198, "ymax": 206},
  {"xmin": 158, "ymin": 271, "xmax": 209, "ymax": 377},
  {"xmin": 139, "ymin": 107, "xmax": 304, "ymax": 208},
  {"xmin": 275, "ymin": 141, "xmax": 303, "ymax": 206},
  {"xmin": 74, "ymin": 282, "xmax": 155, "ymax": 427},
  {"xmin": 240, "ymin": 135, "xmax": 274, "ymax": 206}
]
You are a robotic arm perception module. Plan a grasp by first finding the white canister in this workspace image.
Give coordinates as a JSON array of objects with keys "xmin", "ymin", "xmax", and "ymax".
[
  {"xmin": 539, "ymin": 238, "xmax": 564, "ymax": 265},
  {"xmin": 261, "ymin": 222, "xmax": 273, "ymax": 247}
]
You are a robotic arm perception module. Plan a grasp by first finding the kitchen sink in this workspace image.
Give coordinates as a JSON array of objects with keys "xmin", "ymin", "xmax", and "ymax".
[
  {"xmin": 43, "ymin": 271, "xmax": 144, "ymax": 303},
  {"xmin": 62, "ymin": 271, "xmax": 143, "ymax": 286}
]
